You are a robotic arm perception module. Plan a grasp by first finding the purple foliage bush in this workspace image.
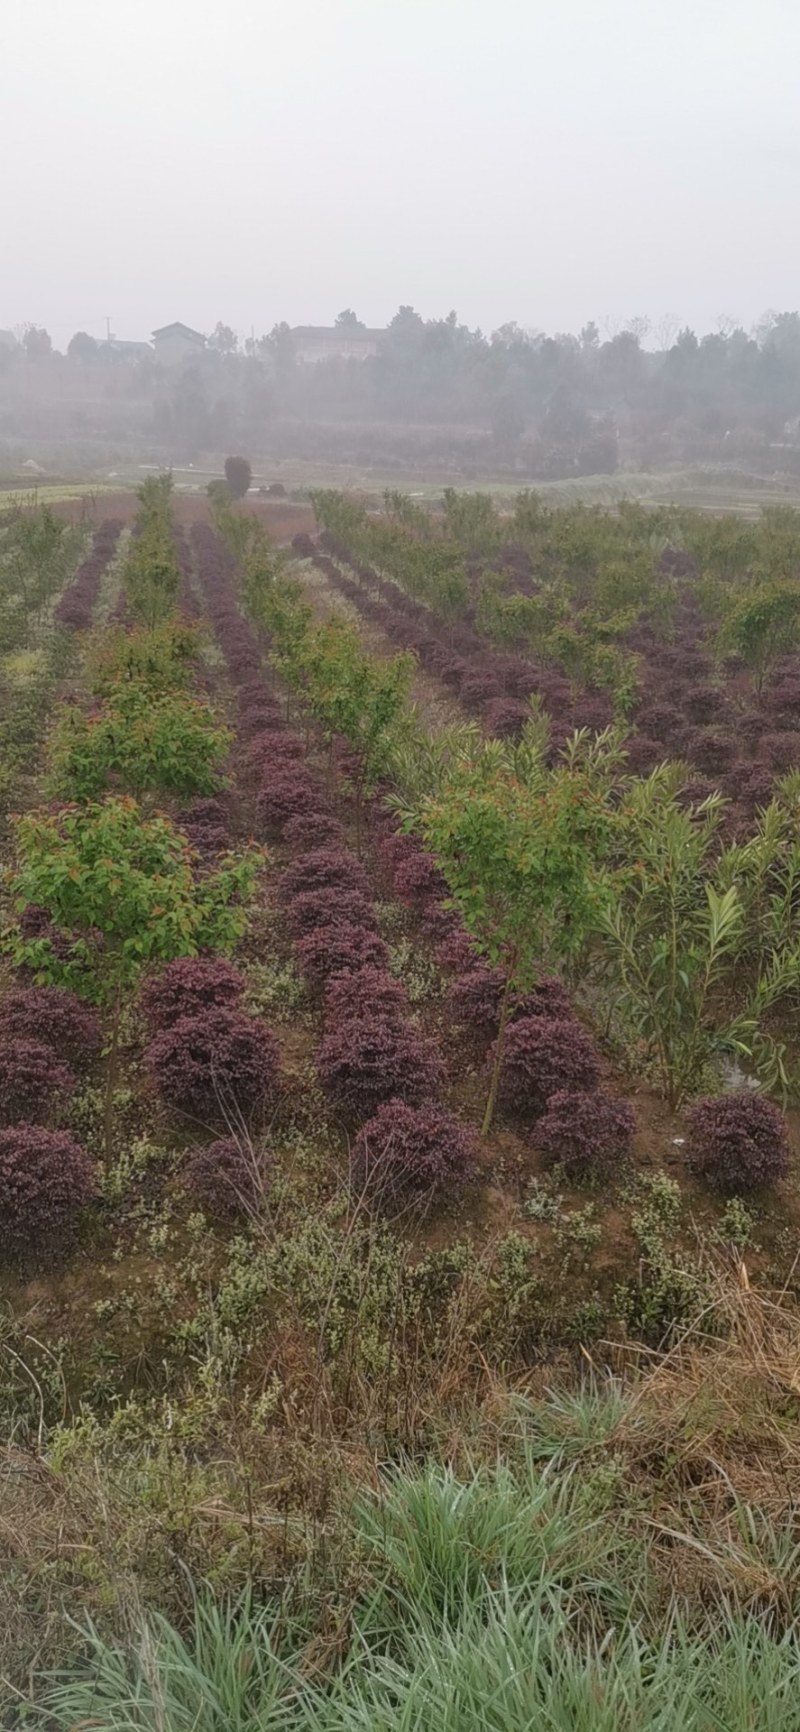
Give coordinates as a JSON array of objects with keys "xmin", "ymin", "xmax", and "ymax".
[
  {"xmin": 238, "ymin": 702, "xmax": 284, "ymax": 739},
  {"xmin": 0, "ymin": 985, "xmax": 102, "ymax": 1063},
  {"xmin": 182, "ymin": 1136, "xmax": 273, "ymax": 1221},
  {"xmin": 685, "ymin": 1091, "xmax": 790, "ymax": 1191},
  {"xmin": 459, "ymin": 672, "xmax": 502, "ymax": 710},
  {"xmin": 182, "ymin": 822, "xmax": 232, "ymax": 859},
  {"xmin": 448, "ymin": 965, "xmax": 507, "ymax": 1032},
  {"xmin": 483, "ymin": 698, "xmax": 530, "ymax": 740},
  {"xmin": 514, "ymin": 976, "xmax": 575, "ymax": 1022},
  {"xmin": 449, "ymin": 967, "xmax": 574, "ymax": 1036},
  {"xmin": 392, "ymin": 849, "xmax": 447, "ymax": 909},
  {"xmin": 279, "ymin": 848, "xmax": 369, "ymax": 904},
  {"xmin": 176, "ymin": 797, "xmax": 229, "ymax": 830},
  {"xmin": 282, "ymin": 813, "xmax": 347, "ymax": 851},
  {"xmin": 139, "ymin": 957, "xmax": 246, "ymax": 1033},
  {"xmin": 317, "ymin": 1016, "xmax": 446, "ymax": 1121},
  {"xmin": 324, "ymin": 966, "xmax": 409, "ymax": 1024},
  {"xmin": 256, "ymin": 769, "xmax": 329, "ymax": 834},
  {"xmin": 494, "ymin": 1016, "xmax": 601, "ymax": 1119},
  {"xmin": 145, "ymin": 1008, "xmax": 280, "ymax": 1121},
  {"xmin": 0, "ymin": 1126, "xmax": 94, "ymax": 1244},
  {"xmin": 436, "ymin": 930, "xmax": 478, "ymax": 973},
  {"xmin": 759, "ymin": 731, "xmax": 800, "ymax": 773},
  {"xmin": 687, "ymin": 728, "xmax": 735, "ymax": 776},
  {"xmin": 295, "ymin": 924, "xmax": 389, "ymax": 984},
  {"xmin": 352, "ymin": 1099, "xmax": 475, "ymax": 1203},
  {"xmin": 285, "ymin": 888, "xmax": 377, "ymax": 939},
  {"xmin": 533, "ymin": 1088, "xmax": 636, "ymax": 1179},
  {"xmin": 0, "ymin": 1040, "xmax": 76, "ymax": 1125},
  {"xmin": 684, "ymin": 684, "xmax": 725, "ymax": 725},
  {"xmin": 246, "ymin": 730, "xmax": 306, "ymax": 771}
]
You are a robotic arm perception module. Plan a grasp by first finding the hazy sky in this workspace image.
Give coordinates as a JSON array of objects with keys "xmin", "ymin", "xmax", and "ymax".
[{"xmin": 4, "ymin": 0, "xmax": 800, "ymax": 347}]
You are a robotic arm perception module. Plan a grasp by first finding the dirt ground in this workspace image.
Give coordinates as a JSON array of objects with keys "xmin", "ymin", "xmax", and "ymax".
[{"xmin": 50, "ymin": 491, "xmax": 315, "ymax": 543}]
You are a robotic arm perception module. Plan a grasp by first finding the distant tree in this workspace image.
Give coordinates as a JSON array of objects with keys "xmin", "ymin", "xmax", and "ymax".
[
  {"xmin": 335, "ymin": 309, "xmax": 366, "ymax": 330},
  {"xmin": 491, "ymin": 394, "xmax": 526, "ymax": 450},
  {"xmin": 67, "ymin": 331, "xmax": 98, "ymax": 362},
  {"xmin": 23, "ymin": 325, "xmax": 53, "ymax": 361},
  {"xmin": 267, "ymin": 322, "xmax": 296, "ymax": 380},
  {"xmin": 208, "ymin": 321, "xmax": 239, "ymax": 355},
  {"xmin": 224, "ymin": 455, "xmax": 252, "ymax": 499}
]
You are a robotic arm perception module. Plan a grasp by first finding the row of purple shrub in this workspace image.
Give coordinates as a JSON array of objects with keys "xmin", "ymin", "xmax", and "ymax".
[{"xmin": 55, "ymin": 519, "xmax": 122, "ymax": 630}]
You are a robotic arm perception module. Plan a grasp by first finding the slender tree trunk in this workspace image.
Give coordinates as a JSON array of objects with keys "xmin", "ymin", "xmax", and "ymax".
[
  {"xmin": 482, "ymin": 966, "xmax": 515, "ymax": 1137},
  {"xmin": 104, "ymin": 990, "xmax": 122, "ymax": 1163}
]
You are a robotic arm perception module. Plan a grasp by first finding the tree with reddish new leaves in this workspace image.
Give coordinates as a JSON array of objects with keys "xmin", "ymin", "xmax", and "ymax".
[
  {"xmin": 317, "ymin": 1017, "xmax": 445, "ymax": 1122},
  {"xmin": 0, "ymin": 1127, "xmax": 94, "ymax": 1247},
  {"xmin": 533, "ymin": 1088, "xmax": 635, "ymax": 1180},
  {"xmin": 353, "ymin": 1099, "xmax": 475, "ymax": 1207},
  {"xmin": 685, "ymin": 1092, "xmax": 790, "ymax": 1191},
  {"xmin": 493, "ymin": 1017, "xmax": 601, "ymax": 1120},
  {"xmin": 145, "ymin": 1008, "xmax": 280, "ymax": 1123}
]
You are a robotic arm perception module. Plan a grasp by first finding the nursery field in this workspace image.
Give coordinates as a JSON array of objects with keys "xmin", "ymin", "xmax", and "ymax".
[{"xmin": 5, "ymin": 477, "xmax": 800, "ymax": 1725}]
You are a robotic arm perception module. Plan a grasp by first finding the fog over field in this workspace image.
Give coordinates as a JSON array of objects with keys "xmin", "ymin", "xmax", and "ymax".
[{"xmin": 3, "ymin": 0, "xmax": 800, "ymax": 341}]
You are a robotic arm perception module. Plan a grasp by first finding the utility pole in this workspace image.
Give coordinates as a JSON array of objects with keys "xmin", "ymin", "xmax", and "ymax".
[{"xmin": 105, "ymin": 316, "xmax": 112, "ymax": 342}]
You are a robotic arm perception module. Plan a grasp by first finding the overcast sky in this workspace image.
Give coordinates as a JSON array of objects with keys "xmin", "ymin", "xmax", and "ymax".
[{"xmin": 3, "ymin": 0, "xmax": 800, "ymax": 346}]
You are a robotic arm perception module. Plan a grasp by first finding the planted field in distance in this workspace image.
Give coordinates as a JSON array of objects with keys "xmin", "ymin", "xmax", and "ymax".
[{"xmin": 6, "ymin": 476, "xmax": 800, "ymax": 1725}]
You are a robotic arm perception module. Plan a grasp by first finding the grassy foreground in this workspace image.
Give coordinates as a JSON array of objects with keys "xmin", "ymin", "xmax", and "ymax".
[{"xmin": 15, "ymin": 1273, "xmax": 800, "ymax": 1730}]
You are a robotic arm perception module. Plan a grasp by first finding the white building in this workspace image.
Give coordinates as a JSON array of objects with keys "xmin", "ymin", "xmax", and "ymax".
[{"xmin": 152, "ymin": 322, "xmax": 206, "ymax": 367}]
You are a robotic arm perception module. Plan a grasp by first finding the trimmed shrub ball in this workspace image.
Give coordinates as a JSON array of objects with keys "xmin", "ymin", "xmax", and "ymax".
[
  {"xmin": 176, "ymin": 796, "xmax": 229, "ymax": 830},
  {"xmin": 533, "ymin": 1088, "xmax": 636, "ymax": 1180},
  {"xmin": 0, "ymin": 1126, "xmax": 94, "ymax": 1245},
  {"xmin": 182, "ymin": 822, "xmax": 231, "ymax": 860},
  {"xmin": 392, "ymin": 850, "xmax": 447, "ymax": 909},
  {"xmin": 285, "ymin": 888, "xmax": 378, "ymax": 939},
  {"xmin": 494, "ymin": 1017, "xmax": 601, "ymax": 1119},
  {"xmin": 448, "ymin": 965, "xmax": 506, "ymax": 1032},
  {"xmin": 514, "ymin": 976, "xmax": 575, "ymax": 1024},
  {"xmin": 295, "ymin": 924, "xmax": 389, "ymax": 984},
  {"xmin": 182, "ymin": 1136, "xmax": 273, "ymax": 1221},
  {"xmin": 0, "ymin": 1040, "xmax": 75, "ymax": 1125},
  {"xmin": 483, "ymin": 699, "xmax": 530, "ymax": 741},
  {"xmin": 449, "ymin": 968, "xmax": 573, "ymax": 1036},
  {"xmin": 245, "ymin": 730, "xmax": 305, "ymax": 770},
  {"xmin": 279, "ymin": 848, "xmax": 369, "ymax": 904},
  {"xmin": 685, "ymin": 1091, "xmax": 790, "ymax": 1192},
  {"xmin": 139, "ymin": 957, "xmax": 246, "ymax": 1033},
  {"xmin": 686, "ymin": 728, "xmax": 734, "ymax": 776},
  {"xmin": 353, "ymin": 1099, "xmax": 475, "ymax": 1205},
  {"xmin": 256, "ymin": 770, "xmax": 329, "ymax": 834},
  {"xmin": 0, "ymin": 985, "xmax": 102, "ymax": 1063},
  {"xmin": 324, "ymin": 966, "xmax": 409, "ymax": 1025},
  {"xmin": 283, "ymin": 813, "xmax": 346, "ymax": 852},
  {"xmin": 759, "ymin": 731, "xmax": 800, "ymax": 773},
  {"xmin": 145, "ymin": 1008, "xmax": 280, "ymax": 1122},
  {"xmin": 317, "ymin": 1017, "xmax": 446, "ymax": 1122},
  {"xmin": 238, "ymin": 704, "xmax": 284, "ymax": 740}
]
